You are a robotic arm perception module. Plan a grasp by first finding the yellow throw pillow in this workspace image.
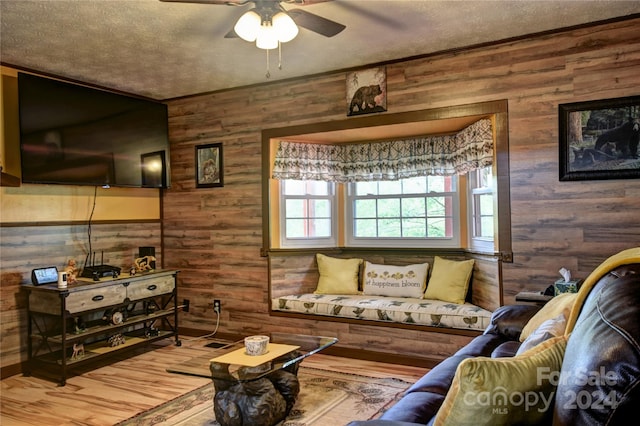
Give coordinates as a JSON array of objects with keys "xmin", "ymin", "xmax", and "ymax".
[
  {"xmin": 423, "ymin": 256, "xmax": 474, "ymax": 304},
  {"xmin": 313, "ymin": 254, "xmax": 362, "ymax": 295},
  {"xmin": 433, "ymin": 336, "xmax": 567, "ymax": 426},
  {"xmin": 519, "ymin": 292, "xmax": 577, "ymax": 342}
]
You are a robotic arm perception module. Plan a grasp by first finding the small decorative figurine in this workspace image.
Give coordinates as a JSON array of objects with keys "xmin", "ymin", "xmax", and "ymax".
[
  {"xmin": 65, "ymin": 259, "xmax": 79, "ymax": 285},
  {"xmin": 134, "ymin": 255, "xmax": 156, "ymax": 272},
  {"xmin": 71, "ymin": 343, "xmax": 85, "ymax": 360},
  {"xmin": 108, "ymin": 333, "xmax": 126, "ymax": 347}
]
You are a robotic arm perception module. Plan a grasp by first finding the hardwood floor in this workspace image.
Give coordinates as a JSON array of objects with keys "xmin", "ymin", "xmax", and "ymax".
[{"xmin": 0, "ymin": 337, "xmax": 428, "ymax": 425}]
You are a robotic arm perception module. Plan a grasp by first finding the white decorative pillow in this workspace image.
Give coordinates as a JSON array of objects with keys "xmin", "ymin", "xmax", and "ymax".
[
  {"xmin": 363, "ymin": 261, "xmax": 429, "ymax": 298},
  {"xmin": 515, "ymin": 314, "xmax": 567, "ymax": 356}
]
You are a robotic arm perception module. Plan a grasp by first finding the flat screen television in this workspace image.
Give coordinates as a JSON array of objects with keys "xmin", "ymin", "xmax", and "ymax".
[{"xmin": 17, "ymin": 73, "xmax": 170, "ymax": 188}]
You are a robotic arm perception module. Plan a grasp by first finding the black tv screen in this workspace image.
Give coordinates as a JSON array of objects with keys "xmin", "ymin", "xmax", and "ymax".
[{"xmin": 18, "ymin": 73, "xmax": 170, "ymax": 188}]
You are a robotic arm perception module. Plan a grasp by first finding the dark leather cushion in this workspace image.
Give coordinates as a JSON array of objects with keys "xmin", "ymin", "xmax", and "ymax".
[
  {"xmin": 404, "ymin": 354, "xmax": 472, "ymax": 395},
  {"xmin": 553, "ymin": 264, "xmax": 640, "ymax": 426},
  {"xmin": 454, "ymin": 333, "xmax": 510, "ymax": 357},
  {"xmin": 483, "ymin": 303, "xmax": 541, "ymax": 340},
  {"xmin": 490, "ymin": 340, "xmax": 522, "ymax": 358},
  {"xmin": 378, "ymin": 390, "xmax": 445, "ymax": 424}
]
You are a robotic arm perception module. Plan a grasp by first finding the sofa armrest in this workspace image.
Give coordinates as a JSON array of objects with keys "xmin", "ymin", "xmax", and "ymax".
[{"xmin": 483, "ymin": 304, "xmax": 541, "ymax": 341}]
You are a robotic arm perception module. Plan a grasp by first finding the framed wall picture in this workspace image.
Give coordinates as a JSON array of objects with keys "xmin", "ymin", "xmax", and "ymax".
[
  {"xmin": 346, "ymin": 66, "xmax": 387, "ymax": 116},
  {"xmin": 195, "ymin": 143, "xmax": 223, "ymax": 188},
  {"xmin": 559, "ymin": 95, "xmax": 640, "ymax": 181}
]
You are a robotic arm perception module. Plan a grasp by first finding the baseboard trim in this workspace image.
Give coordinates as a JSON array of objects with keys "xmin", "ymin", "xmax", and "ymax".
[{"xmin": 1, "ymin": 361, "xmax": 24, "ymax": 380}]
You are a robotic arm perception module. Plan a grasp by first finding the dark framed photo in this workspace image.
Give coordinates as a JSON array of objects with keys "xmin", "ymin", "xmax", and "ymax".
[
  {"xmin": 195, "ymin": 143, "xmax": 223, "ymax": 188},
  {"xmin": 559, "ymin": 96, "xmax": 640, "ymax": 181},
  {"xmin": 140, "ymin": 150, "xmax": 167, "ymax": 188}
]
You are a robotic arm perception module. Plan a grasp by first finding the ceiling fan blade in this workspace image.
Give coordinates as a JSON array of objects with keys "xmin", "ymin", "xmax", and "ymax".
[
  {"xmin": 287, "ymin": 9, "xmax": 345, "ymax": 37},
  {"xmin": 225, "ymin": 27, "xmax": 239, "ymax": 38}
]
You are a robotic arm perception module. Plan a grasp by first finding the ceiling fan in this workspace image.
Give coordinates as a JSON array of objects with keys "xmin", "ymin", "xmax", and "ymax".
[{"xmin": 159, "ymin": 0, "xmax": 346, "ymax": 40}]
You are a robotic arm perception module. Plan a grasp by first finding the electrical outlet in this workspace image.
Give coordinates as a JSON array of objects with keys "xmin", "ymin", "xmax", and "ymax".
[
  {"xmin": 182, "ymin": 299, "xmax": 190, "ymax": 313},
  {"xmin": 213, "ymin": 299, "xmax": 221, "ymax": 314}
]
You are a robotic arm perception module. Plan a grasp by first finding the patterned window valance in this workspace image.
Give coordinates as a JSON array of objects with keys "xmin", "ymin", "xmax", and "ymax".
[{"xmin": 272, "ymin": 118, "xmax": 494, "ymax": 182}]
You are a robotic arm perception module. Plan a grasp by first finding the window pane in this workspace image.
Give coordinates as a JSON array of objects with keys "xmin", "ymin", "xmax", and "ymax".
[
  {"xmin": 480, "ymin": 217, "xmax": 494, "ymax": 238},
  {"xmin": 402, "ymin": 176, "xmax": 427, "ymax": 194},
  {"xmin": 402, "ymin": 218, "xmax": 426, "ymax": 237},
  {"xmin": 354, "ymin": 199, "xmax": 377, "ymax": 218},
  {"xmin": 285, "ymin": 219, "xmax": 306, "ymax": 238},
  {"xmin": 306, "ymin": 180, "xmax": 329, "ymax": 196},
  {"xmin": 402, "ymin": 197, "xmax": 426, "ymax": 217},
  {"xmin": 355, "ymin": 181, "xmax": 378, "ymax": 196},
  {"xmin": 379, "ymin": 180, "xmax": 401, "ymax": 195},
  {"xmin": 283, "ymin": 180, "xmax": 306, "ymax": 195},
  {"xmin": 427, "ymin": 217, "xmax": 447, "ymax": 237},
  {"xmin": 379, "ymin": 218, "xmax": 401, "ymax": 237},
  {"xmin": 378, "ymin": 198, "xmax": 400, "ymax": 218},
  {"xmin": 480, "ymin": 167, "xmax": 492, "ymax": 188},
  {"xmin": 285, "ymin": 199, "xmax": 305, "ymax": 218},
  {"xmin": 479, "ymin": 194, "xmax": 493, "ymax": 215},
  {"xmin": 311, "ymin": 199, "xmax": 331, "ymax": 217},
  {"xmin": 428, "ymin": 176, "xmax": 445, "ymax": 192},
  {"xmin": 310, "ymin": 219, "xmax": 332, "ymax": 237},
  {"xmin": 347, "ymin": 175, "xmax": 460, "ymax": 247},
  {"xmin": 355, "ymin": 219, "xmax": 377, "ymax": 237},
  {"xmin": 426, "ymin": 196, "xmax": 446, "ymax": 216}
]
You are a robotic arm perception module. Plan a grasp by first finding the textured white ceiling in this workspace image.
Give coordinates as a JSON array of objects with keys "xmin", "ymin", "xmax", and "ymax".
[{"xmin": 2, "ymin": 0, "xmax": 639, "ymax": 100}]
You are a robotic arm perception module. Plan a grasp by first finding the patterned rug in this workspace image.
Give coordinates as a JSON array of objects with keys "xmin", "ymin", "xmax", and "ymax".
[{"xmin": 117, "ymin": 367, "xmax": 412, "ymax": 426}]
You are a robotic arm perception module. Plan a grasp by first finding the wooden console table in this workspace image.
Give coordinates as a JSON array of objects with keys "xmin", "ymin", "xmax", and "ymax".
[{"xmin": 24, "ymin": 269, "xmax": 180, "ymax": 385}]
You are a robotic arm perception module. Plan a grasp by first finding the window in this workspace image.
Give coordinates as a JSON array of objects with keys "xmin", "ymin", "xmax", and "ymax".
[
  {"xmin": 263, "ymin": 100, "xmax": 511, "ymax": 259},
  {"xmin": 280, "ymin": 180, "xmax": 336, "ymax": 247},
  {"xmin": 346, "ymin": 176, "xmax": 459, "ymax": 248},
  {"xmin": 469, "ymin": 166, "xmax": 495, "ymax": 251}
]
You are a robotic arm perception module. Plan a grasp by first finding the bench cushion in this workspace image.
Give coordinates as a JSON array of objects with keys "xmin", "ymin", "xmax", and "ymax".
[{"xmin": 271, "ymin": 294, "xmax": 493, "ymax": 331}]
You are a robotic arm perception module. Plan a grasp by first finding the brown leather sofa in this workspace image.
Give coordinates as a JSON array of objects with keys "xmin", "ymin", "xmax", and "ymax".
[{"xmin": 348, "ymin": 254, "xmax": 640, "ymax": 426}]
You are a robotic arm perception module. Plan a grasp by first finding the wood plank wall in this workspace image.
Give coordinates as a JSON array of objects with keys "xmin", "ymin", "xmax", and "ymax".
[
  {"xmin": 2, "ymin": 17, "xmax": 640, "ymax": 371},
  {"xmin": 0, "ymin": 223, "xmax": 161, "ymax": 372},
  {"xmin": 164, "ymin": 17, "xmax": 640, "ymax": 364}
]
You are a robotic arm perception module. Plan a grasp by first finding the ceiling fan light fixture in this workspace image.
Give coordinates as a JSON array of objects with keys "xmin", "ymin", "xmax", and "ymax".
[
  {"xmin": 272, "ymin": 11, "xmax": 298, "ymax": 43},
  {"xmin": 234, "ymin": 10, "xmax": 261, "ymax": 42},
  {"xmin": 256, "ymin": 23, "xmax": 279, "ymax": 50}
]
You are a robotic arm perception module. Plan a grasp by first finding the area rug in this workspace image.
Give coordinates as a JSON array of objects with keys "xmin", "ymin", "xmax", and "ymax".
[{"xmin": 117, "ymin": 367, "xmax": 412, "ymax": 426}]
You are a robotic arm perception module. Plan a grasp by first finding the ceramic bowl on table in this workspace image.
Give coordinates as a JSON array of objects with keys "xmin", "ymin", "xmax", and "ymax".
[{"xmin": 244, "ymin": 335, "xmax": 269, "ymax": 356}]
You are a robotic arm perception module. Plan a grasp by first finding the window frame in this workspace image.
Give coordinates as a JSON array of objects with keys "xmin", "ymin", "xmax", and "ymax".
[
  {"xmin": 468, "ymin": 166, "xmax": 496, "ymax": 252},
  {"xmin": 345, "ymin": 176, "xmax": 461, "ymax": 248},
  {"xmin": 279, "ymin": 179, "xmax": 337, "ymax": 248}
]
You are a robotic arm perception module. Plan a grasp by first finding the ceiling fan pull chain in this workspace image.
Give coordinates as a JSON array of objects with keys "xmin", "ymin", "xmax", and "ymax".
[
  {"xmin": 266, "ymin": 49, "xmax": 271, "ymax": 79},
  {"xmin": 278, "ymin": 42, "xmax": 283, "ymax": 70}
]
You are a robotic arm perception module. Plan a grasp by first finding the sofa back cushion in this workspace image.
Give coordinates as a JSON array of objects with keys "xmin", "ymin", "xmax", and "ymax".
[{"xmin": 553, "ymin": 264, "xmax": 640, "ymax": 426}]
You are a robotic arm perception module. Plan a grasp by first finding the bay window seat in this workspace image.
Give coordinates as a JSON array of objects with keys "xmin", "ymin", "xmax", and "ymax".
[
  {"xmin": 271, "ymin": 293, "xmax": 493, "ymax": 331},
  {"xmin": 268, "ymin": 249, "xmax": 503, "ymax": 334}
]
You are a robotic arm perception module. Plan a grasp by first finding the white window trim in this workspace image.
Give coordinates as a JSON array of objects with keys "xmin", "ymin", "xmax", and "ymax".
[
  {"xmin": 468, "ymin": 168, "xmax": 496, "ymax": 253},
  {"xmin": 278, "ymin": 181, "xmax": 338, "ymax": 248},
  {"xmin": 344, "ymin": 181, "xmax": 461, "ymax": 249}
]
